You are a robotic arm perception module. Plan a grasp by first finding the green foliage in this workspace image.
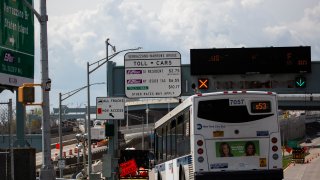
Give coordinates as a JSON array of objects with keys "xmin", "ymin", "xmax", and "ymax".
[{"xmin": 283, "ymin": 155, "xmax": 292, "ymax": 169}]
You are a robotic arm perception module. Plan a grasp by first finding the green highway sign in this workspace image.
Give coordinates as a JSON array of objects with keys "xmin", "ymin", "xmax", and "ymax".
[{"xmin": 0, "ymin": 0, "xmax": 34, "ymax": 87}]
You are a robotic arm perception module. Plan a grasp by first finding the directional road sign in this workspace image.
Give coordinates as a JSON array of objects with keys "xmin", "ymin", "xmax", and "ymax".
[
  {"xmin": 96, "ymin": 97, "xmax": 125, "ymax": 120},
  {"xmin": 124, "ymin": 51, "xmax": 181, "ymax": 98},
  {"xmin": 0, "ymin": 0, "xmax": 34, "ymax": 87}
]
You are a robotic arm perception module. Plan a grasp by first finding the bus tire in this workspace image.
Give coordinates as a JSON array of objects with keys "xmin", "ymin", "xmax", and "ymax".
[{"xmin": 179, "ymin": 166, "xmax": 186, "ymax": 180}]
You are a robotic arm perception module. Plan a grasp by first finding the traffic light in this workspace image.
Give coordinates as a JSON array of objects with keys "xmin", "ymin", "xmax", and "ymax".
[
  {"xmin": 105, "ymin": 123, "xmax": 114, "ymax": 137},
  {"xmin": 295, "ymin": 76, "xmax": 306, "ymax": 88},
  {"xmin": 198, "ymin": 78, "xmax": 209, "ymax": 89},
  {"xmin": 18, "ymin": 86, "xmax": 35, "ymax": 103}
]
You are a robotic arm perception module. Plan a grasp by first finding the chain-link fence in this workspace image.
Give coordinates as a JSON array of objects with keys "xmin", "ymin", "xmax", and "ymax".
[
  {"xmin": 0, "ymin": 101, "xmax": 9, "ymax": 134},
  {"xmin": 0, "ymin": 99, "xmax": 14, "ymax": 180},
  {"xmin": 0, "ymin": 100, "xmax": 16, "ymax": 134}
]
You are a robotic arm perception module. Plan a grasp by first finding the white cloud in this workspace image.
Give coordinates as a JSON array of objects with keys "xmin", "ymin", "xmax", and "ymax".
[
  {"xmin": 2, "ymin": 0, "xmax": 320, "ymax": 108},
  {"xmin": 241, "ymin": 0, "xmax": 263, "ymax": 8},
  {"xmin": 264, "ymin": 25, "xmax": 291, "ymax": 39}
]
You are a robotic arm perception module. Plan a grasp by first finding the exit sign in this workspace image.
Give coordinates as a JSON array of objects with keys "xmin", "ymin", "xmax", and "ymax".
[{"xmin": 295, "ymin": 76, "xmax": 306, "ymax": 88}]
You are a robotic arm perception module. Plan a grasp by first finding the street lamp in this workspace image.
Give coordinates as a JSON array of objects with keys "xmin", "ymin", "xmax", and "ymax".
[
  {"xmin": 86, "ymin": 39, "xmax": 141, "ymax": 177},
  {"xmin": 58, "ymin": 82, "xmax": 105, "ymax": 177}
]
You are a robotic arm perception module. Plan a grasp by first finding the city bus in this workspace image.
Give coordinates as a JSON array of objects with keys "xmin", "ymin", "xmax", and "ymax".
[{"xmin": 154, "ymin": 91, "xmax": 283, "ymax": 180}]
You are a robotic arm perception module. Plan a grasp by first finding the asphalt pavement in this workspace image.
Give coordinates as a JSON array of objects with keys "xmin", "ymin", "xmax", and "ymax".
[{"xmin": 284, "ymin": 136, "xmax": 320, "ymax": 156}]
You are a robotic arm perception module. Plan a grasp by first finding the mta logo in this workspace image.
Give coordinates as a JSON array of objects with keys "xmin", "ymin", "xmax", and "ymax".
[{"xmin": 197, "ymin": 124, "xmax": 202, "ymax": 130}]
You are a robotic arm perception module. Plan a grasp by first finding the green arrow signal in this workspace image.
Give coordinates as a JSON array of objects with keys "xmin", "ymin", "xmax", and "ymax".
[
  {"xmin": 295, "ymin": 77, "xmax": 306, "ymax": 88},
  {"xmin": 296, "ymin": 79, "xmax": 305, "ymax": 87}
]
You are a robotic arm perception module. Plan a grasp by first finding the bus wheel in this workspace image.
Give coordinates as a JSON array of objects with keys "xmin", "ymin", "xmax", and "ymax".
[{"xmin": 179, "ymin": 166, "xmax": 186, "ymax": 180}]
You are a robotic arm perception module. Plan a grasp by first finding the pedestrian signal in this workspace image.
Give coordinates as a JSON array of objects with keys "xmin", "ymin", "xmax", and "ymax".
[{"xmin": 18, "ymin": 86, "xmax": 35, "ymax": 103}]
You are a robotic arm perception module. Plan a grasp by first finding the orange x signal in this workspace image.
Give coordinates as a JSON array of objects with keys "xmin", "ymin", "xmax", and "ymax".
[{"xmin": 198, "ymin": 79, "xmax": 209, "ymax": 89}]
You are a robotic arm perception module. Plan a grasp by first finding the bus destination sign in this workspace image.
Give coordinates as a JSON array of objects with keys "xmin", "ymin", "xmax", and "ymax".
[{"xmin": 124, "ymin": 51, "xmax": 181, "ymax": 98}]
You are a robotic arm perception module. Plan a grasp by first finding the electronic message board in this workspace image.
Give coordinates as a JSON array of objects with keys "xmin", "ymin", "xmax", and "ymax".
[{"xmin": 190, "ymin": 46, "xmax": 311, "ymax": 75}]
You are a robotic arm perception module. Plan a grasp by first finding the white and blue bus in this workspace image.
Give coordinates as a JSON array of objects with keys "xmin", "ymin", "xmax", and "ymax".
[{"xmin": 154, "ymin": 91, "xmax": 283, "ymax": 180}]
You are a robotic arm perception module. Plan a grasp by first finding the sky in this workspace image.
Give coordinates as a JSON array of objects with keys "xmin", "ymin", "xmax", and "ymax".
[{"xmin": 1, "ymin": 0, "xmax": 320, "ymax": 110}]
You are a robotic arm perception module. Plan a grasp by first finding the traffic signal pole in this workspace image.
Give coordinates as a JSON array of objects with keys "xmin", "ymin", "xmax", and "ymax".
[
  {"xmin": 38, "ymin": 0, "xmax": 55, "ymax": 179},
  {"xmin": 23, "ymin": 0, "xmax": 55, "ymax": 179}
]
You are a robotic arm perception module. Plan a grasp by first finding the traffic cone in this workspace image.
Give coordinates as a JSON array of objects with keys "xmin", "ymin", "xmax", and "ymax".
[{"xmin": 74, "ymin": 148, "xmax": 78, "ymax": 154}]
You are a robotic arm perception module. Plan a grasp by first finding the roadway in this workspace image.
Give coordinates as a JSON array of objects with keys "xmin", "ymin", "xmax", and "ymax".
[
  {"xmin": 284, "ymin": 137, "xmax": 320, "ymax": 180},
  {"xmin": 36, "ymin": 142, "xmax": 107, "ymax": 168}
]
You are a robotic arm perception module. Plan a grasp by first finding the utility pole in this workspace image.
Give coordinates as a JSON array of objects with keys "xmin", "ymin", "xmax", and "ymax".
[
  {"xmin": 39, "ymin": 0, "xmax": 54, "ymax": 178},
  {"xmin": 58, "ymin": 93, "xmax": 64, "ymax": 177},
  {"xmin": 85, "ymin": 39, "xmax": 141, "ymax": 179},
  {"xmin": 22, "ymin": 0, "xmax": 55, "ymax": 179}
]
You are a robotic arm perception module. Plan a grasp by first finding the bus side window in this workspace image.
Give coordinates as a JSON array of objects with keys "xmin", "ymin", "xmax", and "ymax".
[
  {"xmin": 176, "ymin": 114, "xmax": 184, "ymax": 156},
  {"xmin": 170, "ymin": 119, "xmax": 177, "ymax": 159},
  {"xmin": 165, "ymin": 124, "xmax": 169, "ymax": 161},
  {"xmin": 176, "ymin": 109, "xmax": 191, "ymax": 156},
  {"xmin": 155, "ymin": 129, "xmax": 162, "ymax": 162},
  {"xmin": 160, "ymin": 127, "xmax": 164, "ymax": 161}
]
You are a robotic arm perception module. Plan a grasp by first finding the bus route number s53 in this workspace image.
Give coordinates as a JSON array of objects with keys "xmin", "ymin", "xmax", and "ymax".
[{"xmin": 229, "ymin": 99, "xmax": 245, "ymax": 106}]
